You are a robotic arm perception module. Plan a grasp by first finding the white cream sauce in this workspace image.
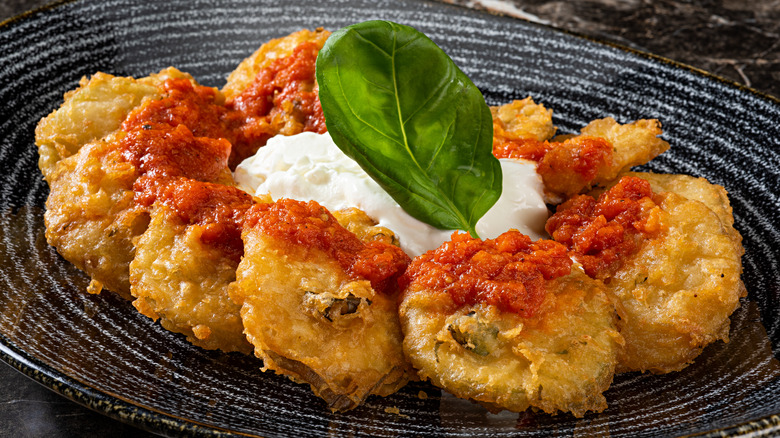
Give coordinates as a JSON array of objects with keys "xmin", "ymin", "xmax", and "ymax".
[{"xmin": 234, "ymin": 132, "xmax": 549, "ymax": 257}]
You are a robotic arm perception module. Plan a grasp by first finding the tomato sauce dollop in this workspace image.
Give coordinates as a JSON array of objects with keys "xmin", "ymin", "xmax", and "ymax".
[
  {"xmin": 494, "ymin": 136, "xmax": 613, "ymax": 197},
  {"xmin": 225, "ymin": 41, "xmax": 327, "ymax": 167},
  {"xmin": 118, "ymin": 77, "xmax": 253, "ymax": 261},
  {"xmin": 122, "ymin": 125, "xmax": 231, "ymax": 183},
  {"xmin": 245, "ymin": 199, "xmax": 411, "ymax": 294},
  {"xmin": 536, "ymin": 137, "xmax": 613, "ymax": 183},
  {"xmin": 401, "ymin": 231, "xmax": 572, "ymax": 318},
  {"xmin": 122, "ymin": 78, "xmax": 230, "ymax": 140},
  {"xmin": 120, "ymin": 78, "xmax": 233, "ymax": 189},
  {"xmin": 493, "ymin": 138, "xmax": 553, "ymax": 163},
  {"xmin": 545, "ymin": 176, "xmax": 663, "ymax": 279},
  {"xmin": 156, "ymin": 179, "xmax": 256, "ymax": 263},
  {"xmin": 121, "ymin": 121, "xmax": 233, "ymax": 210}
]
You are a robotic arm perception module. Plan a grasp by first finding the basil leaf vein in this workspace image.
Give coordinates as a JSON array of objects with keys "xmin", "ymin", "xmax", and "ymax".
[{"xmin": 316, "ymin": 20, "xmax": 501, "ymax": 237}]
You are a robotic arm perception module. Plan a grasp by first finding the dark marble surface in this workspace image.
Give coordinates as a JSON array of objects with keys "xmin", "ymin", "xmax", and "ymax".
[
  {"xmin": 0, "ymin": 0, "xmax": 777, "ymax": 437},
  {"xmin": 440, "ymin": 0, "xmax": 780, "ymax": 99}
]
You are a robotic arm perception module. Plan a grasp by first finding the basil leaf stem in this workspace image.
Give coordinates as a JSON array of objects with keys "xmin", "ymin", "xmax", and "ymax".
[{"xmin": 316, "ymin": 20, "xmax": 501, "ymax": 237}]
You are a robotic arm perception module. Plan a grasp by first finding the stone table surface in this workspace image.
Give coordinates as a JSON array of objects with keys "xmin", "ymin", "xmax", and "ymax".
[
  {"xmin": 440, "ymin": 0, "xmax": 779, "ymax": 99},
  {"xmin": 0, "ymin": 0, "xmax": 777, "ymax": 437}
]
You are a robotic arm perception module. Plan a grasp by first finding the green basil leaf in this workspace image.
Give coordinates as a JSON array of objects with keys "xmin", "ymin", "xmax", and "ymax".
[{"xmin": 316, "ymin": 20, "xmax": 501, "ymax": 237}]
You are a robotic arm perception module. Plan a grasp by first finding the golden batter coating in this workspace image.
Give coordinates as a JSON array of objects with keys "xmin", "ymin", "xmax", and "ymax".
[
  {"xmin": 35, "ymin": 68, "xmax": 195, "ymax": 181},
  {"xmin": 130, "ymin": 202, "xmax": 254, "ymax": 353},
  {"xmin": 491, "ymin": 97, "xmax": 556, "ymax": 143},
  {"xmin": 400, "ymin": 266, "xmax": 622, "ymax": 417},
  {"xmin": 331, "ymin": 207, "xmax": 400, "ymax": 247},
  {"xmin": 222, "ymin": 28, "xmax": 330, "ymax": 101},
  {"xmin": 542, "ymin": 118, "xmax": 670, "ymax": 202},
  {"xmin": 587, "ymin": 173, "xmax": 745, "ymax": 373},
  {"xmin": 577, "ymin": 117, "xmax": 670, "ymax": 185},
  {"xmin": 616, "ymin": 171, "xmax": 742, "ymax": 247},
  {"xmin": 229, "ymin": 201, "xmax": 413, "ymax": 411},
  {"xmin": 43, "ymin": 133, "xmax": 146, "ymax": 299}
]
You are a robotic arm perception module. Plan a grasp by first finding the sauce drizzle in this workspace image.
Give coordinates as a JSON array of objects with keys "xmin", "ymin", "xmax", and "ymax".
[
  {"xmin": 546, "ymin": 176, "xmax": 663, "ymax": 279},
  {"xmin": 401, "ymin": 231, "xmax": 572, "ymax": 317},
  {"xmin": 246, "ymin": 199, "xmax": 410, "ymax": 294}
]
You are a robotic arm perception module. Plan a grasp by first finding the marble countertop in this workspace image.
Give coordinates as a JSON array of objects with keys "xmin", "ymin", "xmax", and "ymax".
[
  {"xmin": 440, "ymin": 0, "xmax": 779, "ymax": 99},
  {"xmin": 0, "ymin": 0, "xmax": 777, "ymax": 437}
]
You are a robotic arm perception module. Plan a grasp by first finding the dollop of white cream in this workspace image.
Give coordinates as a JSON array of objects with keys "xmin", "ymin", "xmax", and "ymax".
[{"xmin": 234, "ymin": 132, "xmax": 549, "ymax": 257}]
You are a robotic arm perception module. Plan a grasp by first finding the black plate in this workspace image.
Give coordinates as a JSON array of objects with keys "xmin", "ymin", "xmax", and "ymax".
[{"xmin": 1, "ymin": 0, "xmax": 779, "ymax": 436}]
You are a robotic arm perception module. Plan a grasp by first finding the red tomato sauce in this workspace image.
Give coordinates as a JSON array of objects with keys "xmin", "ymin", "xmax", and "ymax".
[
  {"xmin": 400, "ymin": 231, "xmax": 572, "ymax": 317},
  {"xmin": 225, "ymin": 41, "xmax": 327, "ymax": 166},
  {"xmin": 122, "ymin": 78, "xmax": 230, "ymax": 140},
  {"xmin": 245, "ymin": 199, "xmax": 411, "ymax": 294},
  {"xmin": 537, "ymin": 136, "xmax": 613, "ymax": 182},
  {"xmin": 120, "ymin": 78, "xmax": 232, "ymax": 190},
  {"xmin": 121, "ymin": 125, "xmax": 231, "ymax": 182},
  {"xmin": 545, "ymin": 176, "xmax": 663, "ymax": 279},
  {"xmin": 493, "ymin": 138, "xmax": 553, "ymax": 162},
  {"xmin": 119, "ymin": 77, "xmax": 248, "ymax": 259},
  {"xmin": 494, "ymin": 136, "xmax": 613, "ymax": 196},
  {"xmin": 156, "ymin": 178, "xmax": 256, "ymax": 263},
  {"xmin": 121, "ymin": 124, "xmax": 232, "ymax": 208}
]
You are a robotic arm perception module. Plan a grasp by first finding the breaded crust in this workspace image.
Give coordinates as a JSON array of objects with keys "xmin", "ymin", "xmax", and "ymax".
[
  {"xmin": 221, "ymin": 28, "xmax": 331, "ymax": 167},
  {"xmin": 130, "ymin": 203, "xmax": 253, "ymax": 353},
  {"xmin": 589, "ymin": 173, "xmax": 745, "ymax": 373},
  {"xmin": 617, "ymin": 171, "xmax": 742, "ymax": 247},
  {"xmin": 491, "ymin": 97, "xmax": 556, "ymax": 142},
  {"xmin": 229, "ymin": 207, "xmax": 413, "ymax": 411},
  {"xmin": 399, "ymin": 266, "xmax": 622, "ymax": 417},
  {"xmin": 542, "ymin": 118, "xmax": 670, "ymax": 202},
  {"xmin": 36, "ymin": 68, "xmax": 196, "ymax": 181},
  {"xmin": 43, "ymin": 133, "xmax": 147, "ymax": 299},
  {"xmin": 578, "ymin": 118, "xmax": 670, "ymax": 184}
]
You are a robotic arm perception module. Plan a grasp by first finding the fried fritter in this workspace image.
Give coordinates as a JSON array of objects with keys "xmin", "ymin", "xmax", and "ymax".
[
  {"xmin": 492, "ymin": 99, "xmax": 670, "ymax": 202},
  {"xmin": 491, "ymin": 97, "xmax": 556, "ymax": 143},
  {"xmin": 331, "ymin": 207, "xmax": 401, "ymax": 247},
  {"xmin": 612, "ymin": 192, "xmax": 744, "ymax": 373},
  {"xmin": 576, "ymin": 118, "xmax": 670, "ymax": 185},
  {"xmin": 541, "ymin": 118, "xmax": 669, "ymax": 202},
  {"xmin": 43, "ymin": 132, "xmax": 147, "ymax": 299},
  {"xmin": 399, "ymin": 231, "xmax": 623, "ymax": 417},
  {"xmin": 615, "ymin": 171, "xmax": 742, "ymax": 247},
  {"xmin": 222, "ymin": 28, "xmax": 331, "ymax": 166},
  {"xmin": 129, "ymin": 181, "xmax": 268, "ymax": 353},
  {"xmin": 35, "ymin": 68, "xmax": 195, "ymax": 181},
  {"xmin": 223, "ymin": 28, "xmax": 330, "ymax": 101},
  {"xmin": 40, "ymin": 68, "xmax": 233, "ymax": 298},
  {"xmin": 37, "ymin": 70, "xmax": 167, "ymax": 296},
  {"xmin": 548, "ymin": 175, "xmax": 745, "ymax": 373},
  {"xmin": 229, "ymin": 199, "xmax": 413, "ymax": 411}
]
